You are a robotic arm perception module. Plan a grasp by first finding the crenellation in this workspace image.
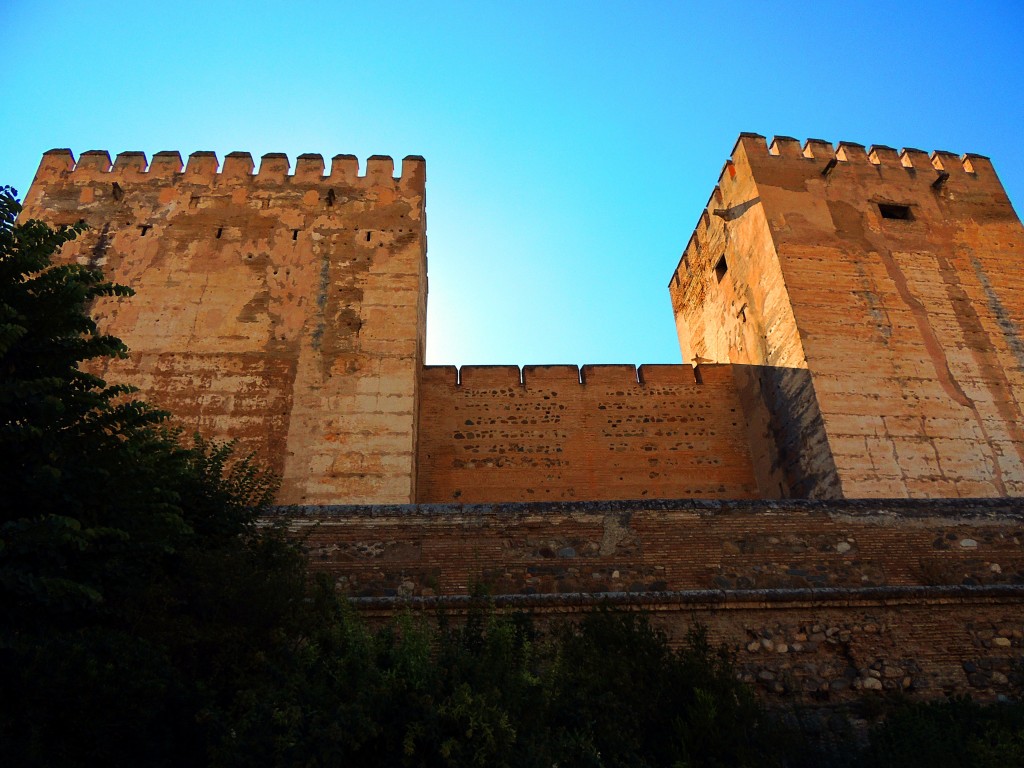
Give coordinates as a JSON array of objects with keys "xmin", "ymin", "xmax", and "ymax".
[
  {"xmin": 22, "ymin": 145, "xmax": 428, "ymax": 506},
  {"xmin": 717, "ymin": 158, "xmax": 735, "ymax": 187},
  {"xmin": 692, "ymin": 363, "xmax": 735, "ymax": 386},
  {"xmin": 867, "ymin": 144, "xmax": 901, "ymax": 167},
  {"xmin": 27, "ymin": 150, "xmax": 430, "ymax": 192},
  {"xmin": 75, "ymin": 149, "xmax": 112, "ymax": 176},
  {"xmin": 38, "ymin": 147, "xmax": 75, "ymax": 173},
  {"xmin": 581, "ymin": 364, "xmax": 640, "ymax": 386},
  {"xmin": 400, "ymin": 155, "xmax": 427, "ymax": 193},
  {"xmin": 676, "ymin": 134, "xmax": 1024, "ymax": 501},
  {"xmin": 18, "ymin": 136, "xmax": 1024, "ymax": 506},
  {"xmin": 929, "ymin": 149, "xmax": 961, "ymax": 171},
  {"xmin": 221, "ymin": 151, "xmax": 255, "ymax": 179},
  {"xmin": 898, "ymin": 147, "xmax": 931, "ymax": 170},
  {"xmin": 734, "ymin": 132, "xmax": 769, "ymax": 157},
  {"xmin": 185, "ymin": 150, "xmax": 218, "ymax": 179},
  {"xmin": 149, "ymin": 150, "xmax": 183, "ymax": 176},
  {"xmin": 365, "ymin": 154, "xmax": 395, "ymax": 183},
  {"xmin": 422, "ymin": 365, "xmax": 459, "ymax": 386},
  {"xmin": 698, "ymin": 207, "xmax": 711, "ymax": 232},
  {"xmin": 330, "ymin": 153, "xmax": 359, "ymax": 182},
  {"xmin": 294, "ymin": 152, "xmax": 326, "ymax": 181},
  {"xmin": 802, "ymin": 138, "xmax": 834, "ymax": 159},
  {"xmin": 112, "ymin": 151, "xmax": 148, "ymax": 177},
  {"xmin": 257, "ymin": 152, "xmax": 290, "ymax": 182},
  {"xmin": 767, "ymin": 135, "xmax": 803, "ymax": 158},
  {"xmin": 835, "ymin": 141, "xmax": 868, "ymax": 162},
  {"xmin": 637, "ymin": 364, "xmax": 696, "ymax": 386},
  {"xmin": 458, "ymin": 365, "xmax": 523, "ymax": 388},
  {"xmin": 522, "ymin": 365, "xmax": 581, "ymax": 387}
]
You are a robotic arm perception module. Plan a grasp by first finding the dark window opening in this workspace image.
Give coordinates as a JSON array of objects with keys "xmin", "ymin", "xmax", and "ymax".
[
  {"xmin": 292, "ymin": 229, "xmax": 299, "ymax": 241},
  {"xmin": 365, "ymin": 231, "xmax": 372, "ymax": 242},
  {"xmin": 138, "ymin": 225, "xmax": 150, "ymax": 236},
  {"xmin": 326, "ymin": 188, "xmax": 336, "ymax": 206},
  {"xmin": 714, "ymin": 255, "xmax": 728, "ymax": 282},
  {"xmin": 111, "ymin": 182, "xmax": 123, "ymax": 201},
  {"xmin": 878, "ymin": 203, "xmax": 912, "ymax": 220},
  {"xmin": 216, "ymin": 227, "xmax": 223, "ymax": 239}
]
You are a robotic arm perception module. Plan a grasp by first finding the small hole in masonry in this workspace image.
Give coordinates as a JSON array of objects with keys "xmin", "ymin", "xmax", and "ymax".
[
  {"xmin": 714, "ymin": 255, "xmax": 728, "ymax": 282},
  {"xmin": 878, "ymin": 203, "xmax": 912, "ymax": 220}
]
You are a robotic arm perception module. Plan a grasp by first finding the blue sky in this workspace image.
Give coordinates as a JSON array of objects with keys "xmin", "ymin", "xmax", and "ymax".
[{"xmin": 3, "ymin": 1, "xmax": 1022, "ymax": 366}]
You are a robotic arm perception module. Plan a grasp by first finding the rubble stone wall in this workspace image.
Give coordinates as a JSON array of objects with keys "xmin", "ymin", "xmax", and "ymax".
[{"xmin": 286, "ymin": 496, "xmax": 1024, "ymax": 703}]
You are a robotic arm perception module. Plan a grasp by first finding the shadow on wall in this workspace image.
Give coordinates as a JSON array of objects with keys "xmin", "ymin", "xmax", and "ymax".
[{"xmin": 732, "ymin": 365, "xmax": 841, "ymax": 502}]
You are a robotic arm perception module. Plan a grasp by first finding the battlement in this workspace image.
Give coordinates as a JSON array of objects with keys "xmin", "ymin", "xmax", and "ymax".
[
  {"xmin": 669, "ymin": 134, "xmax": 1006, "ymax": 287},
  {"xmin": 31, "ymin": 149, "xmax": 426, "ymax": 192},
  {"xmin": 736, "ymin": 133, "xmax": 994, "ymax": 176},
  {"xmin": 421, "ymin": 363, "xmax": 722, "ymax": 388}
]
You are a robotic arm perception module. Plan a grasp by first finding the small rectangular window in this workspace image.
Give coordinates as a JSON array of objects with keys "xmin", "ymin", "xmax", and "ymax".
[
  {"xmin": 714, "ymin": 255, "xmax": 728, "ymax": 282},
  {"xmin": 878, "ymin": 203, "xmax": 913, "ymax": 220}
]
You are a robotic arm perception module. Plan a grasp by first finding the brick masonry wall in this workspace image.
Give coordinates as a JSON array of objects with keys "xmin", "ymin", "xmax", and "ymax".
[
  {"xmin": 22, "ymin": 150, "xmax": 428, "ymax": 504},
  {"xmin": 751, "ymin": 136, "xmax": 1024, "ymax": 498},
  {"xmin": 282, "ymin": 496, "xmax": 1024, "ymax": 703},
  {"xmin": 415, "ymin": 363, "xmax": 760, "ymax": 502}
]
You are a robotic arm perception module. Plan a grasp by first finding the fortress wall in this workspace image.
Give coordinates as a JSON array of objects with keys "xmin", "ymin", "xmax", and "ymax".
[
  {"xmin": 741, "ymin": 136, "xmax": 1024, "ymax": 499},
  {"xmin": 414, "ymin": 363, "xmax": 760, "ymax": 502},
  {"xmin": 289, "ymin": 497, "xmax": 1024, "ymax": 703},
  {"xmin": 21, "ymin": 150, "xmax": 428, "ymax": 504}
]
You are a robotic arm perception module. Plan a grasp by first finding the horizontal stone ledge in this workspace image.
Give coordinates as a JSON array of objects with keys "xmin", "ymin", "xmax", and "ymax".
[
  {"xmin": 266, "ymin": 495, "xmax": 1024, "ymax": 521},
  {"xmin": 347, "ymin": 583, "xmax": 1024, "ymax": 612}
]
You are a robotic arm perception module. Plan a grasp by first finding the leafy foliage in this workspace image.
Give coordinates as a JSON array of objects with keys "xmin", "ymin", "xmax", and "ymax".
[
  {"xmin": 857, "ymin": 695, "xmax": 1024, "ymax": 768},
  {"xmin": 0, "ymin": 187, "xmax": 288, "ymax": 766}
]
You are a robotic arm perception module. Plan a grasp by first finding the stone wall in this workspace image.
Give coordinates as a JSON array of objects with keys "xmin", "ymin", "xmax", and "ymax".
[
  {"xmin": 415, "ymin": 363, "xmax": 759, "ymax": 502},
  {"xmin": 283, "ymin": 496, "xmax": 1024, "ymax": 703},
  {"xmin": 21, "ymin": 149, "xmax": 427, "ymax": 504}
]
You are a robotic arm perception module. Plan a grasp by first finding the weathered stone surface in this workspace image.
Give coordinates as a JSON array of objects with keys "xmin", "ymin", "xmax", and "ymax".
[
  {"xmin": 670, "ymin": 135, "xmax": 1024, "ymax": 499},
  {"xmin": 23, "ymin": 150, "xmax": 427, "ymax": 504}
]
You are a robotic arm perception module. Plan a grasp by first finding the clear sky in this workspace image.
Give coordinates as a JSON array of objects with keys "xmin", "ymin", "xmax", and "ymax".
[{"xmin": 3, "ymin": 1, "xmax": 1022, "ymax": 367}]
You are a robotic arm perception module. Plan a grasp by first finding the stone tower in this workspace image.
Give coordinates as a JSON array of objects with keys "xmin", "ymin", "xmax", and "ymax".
[
  {"xmin": 21, "ymin": 149, "xmax": 427, "ymax": 505},
  {"xmin": 669, "ymin": 134, "xmax": 1024, "ymax": 499}
]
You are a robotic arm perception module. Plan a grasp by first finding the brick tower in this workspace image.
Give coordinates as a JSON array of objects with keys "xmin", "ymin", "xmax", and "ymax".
[{"xmin": 669, "ymin": 134, "xmax": 1024, "ymax": 499}]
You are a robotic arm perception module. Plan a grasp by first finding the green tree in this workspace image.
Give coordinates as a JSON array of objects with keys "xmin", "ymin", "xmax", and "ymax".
[
  {"xmin": 857, "ymin": 695, "xmax": 1024, "ymax": 768},
  {"xmin": 0, "ymin": 186, "xmax": 302, "ymax": 766}
]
